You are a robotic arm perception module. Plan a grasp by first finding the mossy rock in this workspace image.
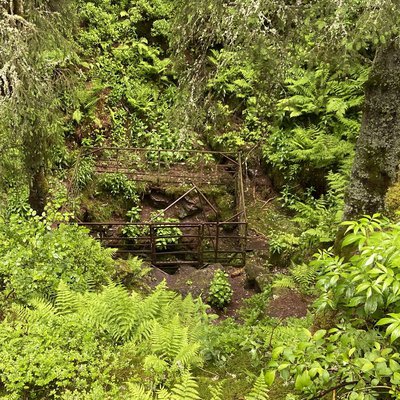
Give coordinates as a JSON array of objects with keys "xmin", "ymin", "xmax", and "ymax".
[
  {"xmin": 79, "ymin": 195, "xmax": 127, "ymax": 221},
  {"xmin": 215, "ymin": 193, "xmax": 235, "ymax": 221},
  {"xmin": 245, "ymin": 260, "xmax": 273, "ymax": 291}
]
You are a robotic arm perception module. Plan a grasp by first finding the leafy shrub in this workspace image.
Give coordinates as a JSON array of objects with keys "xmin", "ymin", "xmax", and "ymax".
[
  {"xmin": 122, "ymin": 209, "xmax": 182, "ymax": 250},
  {"xmin": 72, "ymin": 155, "xmax": 95, "ymax": 190},
  {"xmin": 75, "ymin": 0, "xmax": 188, "ymax": 150},
  {"xmin": 151, "ymin": 211, "xmax": 182, "ymax": 250},
  {"xmin": 313, "ymin": 215, "xmax": 400, "ymax": 320},
  {"xmin": 0, "ymin": 282, "xmax": 210, "ymax": 399},
  {"xmin": 269, "ymin": 232, "xmax": 300, "ymax": 265},
  {"xmin": 208, "ymin": 269, "xmax": 233, "ymax": 308},
  {"xmin": 0, "ymin": 214, "xmax": 114, "ymax": 305},
  {"xmin": 290, "ymin": 263, "xmax": 318, "ymax": 294},
  {"xmin": 99, "ymin": 173, "xmax": 139, "ymax": 202},
  {"xmin": 263, "ymin": 65, "xmax": 367, "ymax": 190},
  {"xmin": 265, "ymin": 325, "xmax": 400, "ymax": 399},
  {"xmin": 272, "ymin": 274, "xmax": 296, "ymax": 290}
]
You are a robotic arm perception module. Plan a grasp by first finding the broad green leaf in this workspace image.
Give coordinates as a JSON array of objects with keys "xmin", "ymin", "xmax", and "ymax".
[
  {"xmin": 295, "ymin": 370, "xmax": 312, "ymax": 391},
  {"xmin": 264, "ymin": 370, "xmax": 276, "ymax": 386},
  {"xmin": 361, "ymin": 360, "xmax": 374, "ymax": 372}
]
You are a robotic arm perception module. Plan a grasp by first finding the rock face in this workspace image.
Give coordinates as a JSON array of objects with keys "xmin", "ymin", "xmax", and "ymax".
[
  {"xmin": 178, "ymin": 197, "xmax": 203, "ymax": 219},
  {"xmin": 149, "ymin": 191, "xmax": 171, "ymax": 208}
]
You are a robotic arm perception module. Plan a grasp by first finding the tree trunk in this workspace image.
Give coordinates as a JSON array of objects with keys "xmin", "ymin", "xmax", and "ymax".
[
  {"xmin": 14, "ymin": 0, "xmax": 23, "ymax": 15},
  {"xmin": 343, "ymin": 42, "xmax": 400, "ymax": 220},
  {"xmin": 28, "ymin": 166, "xmax": 48, "ymax": 215}
]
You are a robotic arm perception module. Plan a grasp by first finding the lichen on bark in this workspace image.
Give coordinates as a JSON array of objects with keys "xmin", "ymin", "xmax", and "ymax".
[{"xmin": 344, "ymin": 41, "xmax": 400, "ymax": 220}]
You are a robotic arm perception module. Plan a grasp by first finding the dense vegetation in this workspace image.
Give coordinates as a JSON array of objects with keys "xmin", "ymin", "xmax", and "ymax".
[{"xmin": 1, "ymin": 0, "xmax": 400, "ymax": 399}]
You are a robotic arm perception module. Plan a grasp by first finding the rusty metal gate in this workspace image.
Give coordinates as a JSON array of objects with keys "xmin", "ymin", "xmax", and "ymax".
[
  {"xmin": 77, "ymin": 220, "xmax": 247, "ymax": 267},
  {"xmin": 73, "ymin": 147, "xmax": 248, "ymax": 268}
]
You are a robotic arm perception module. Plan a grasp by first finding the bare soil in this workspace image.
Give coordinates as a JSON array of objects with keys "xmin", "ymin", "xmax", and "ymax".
[
  {"xmin": 267, "ymin": 288, "xmax": 312, "ymax": 318},
  {"xmin": 147, "ymin": 264, "xmax": 257, "ymax": 320}
]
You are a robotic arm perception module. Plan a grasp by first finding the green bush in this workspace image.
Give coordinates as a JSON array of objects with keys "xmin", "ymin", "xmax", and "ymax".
[
  {"xmin": 72, "ymin": 155, "xmax": 95, "ymax": 190},
  {"xmin": 99, "ymin": 173, "xmax": 139, "ymax": 202},
  {"xmin": 313, "ymin": 215, "xmax": 400, "ymax": 320},
  {"xmin": 0, "ymin": 214, "xmax": 114, "ymax": 305},
  {"xmin": 0, "ymin": 282, "xmax": 209, "ymax": 399},
  {"xmin": 208, "ymin": 269, "xmax": 233, "ymax": 309}
]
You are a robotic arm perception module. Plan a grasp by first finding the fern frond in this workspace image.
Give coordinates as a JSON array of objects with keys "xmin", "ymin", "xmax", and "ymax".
[
  {"xmin": 28, "ymin": 297, "xmax": 55, "ymax": 324},
  {"xmin": 245, "ymin": 372, "xmax": 269, "ymax": 400},
  {"xmin": 157, "ymin": 388, "xmax": 172, "ymax": 400},
  {"xmin": 96, "ymin": 283, "xmax": 138, "ymax": 342},
  {"xmin": 209, "ymin": 382, "xmax": 224, "ymax": 400},
  {"xmin": 272, "ymin": 275, "xmax": 296, "ymax": 289},
  {"xmin": 126, "ymin": 383, "xmax": 153, "ymax": 400},
  {"xmin": 151, "ymin": 316, "xmax": 188, "ymax": 362},
  {"xmin": 55, "ymin": 281, "xmax": 79, "ymax": 316},
  {"xmin": 134, "ymin": 319, "xmax": 156, "ymax": 344},
  {"xmin": 291, "ymin": 263, "xmax": 318, "ymax": 290},
  {"xmin": 174, "ymin": 342, "xmax": 201, "ymax": 369},
  {"xmin": 171, "ymin": 372, "xmax": 200, "ymax": 400},
  {"xmin": 143, "ymin": 354, "xmax": 169, "ymax": 375}
]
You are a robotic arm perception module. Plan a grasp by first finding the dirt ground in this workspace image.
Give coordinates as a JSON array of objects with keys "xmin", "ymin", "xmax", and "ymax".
[
  {"xmin": 147, "ymin": 264, "xmax": 313, "ymax": 320},
  {"xmin": 267, "ymin": 288, "xmax": 312, "ymax": 318}
]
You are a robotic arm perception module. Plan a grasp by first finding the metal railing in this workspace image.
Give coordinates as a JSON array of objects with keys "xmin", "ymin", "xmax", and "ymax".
[
  {"xmin": 75, "ymin": 147, "xmax": 248, "ymax": 267},
  {"xmin": 81, "ymin": 147, "xmax": 239, "ymax": 186},
  {"xmin": 77, "ymin": 220, "xmax": 247, "ymax": 267}
]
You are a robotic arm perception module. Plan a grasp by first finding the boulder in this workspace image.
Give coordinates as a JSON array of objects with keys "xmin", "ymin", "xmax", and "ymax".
[{"xmin": 245, "ymin": 258, "xmax": 273, "ymax": 291}]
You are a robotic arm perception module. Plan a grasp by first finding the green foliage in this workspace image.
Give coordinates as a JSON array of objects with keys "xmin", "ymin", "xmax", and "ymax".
[
  {"xmin": 377, "ymin": 314, "xmax": 400, "ymax": 344},
  {"xmin": 99, "ymin": 173, "xmax": 139, "ymax": 202},
  {"xmin": 269, "ymin": 232, "xmax": 300, "ymax": 261},
  {"xmin": 264, "ymin": 65, "xmax": 367, "ymax": 190},
  {"xmin": 269, "ymin": 170, "xmax": 348, "ymax": 268},
  {"xmin": 0, "ymin": 1, "xmax": 74, "ymax": 212},
  {"xmin": 290, "ymin": 263, "xmax": 318, "ymax": 294},
  {"xmin": 122, "ymin": 209, "xmax": 182, "ymax": 250},
  {"xmin": 271, "ymin": 275, "xmax": 296, "ymax": 290},
  {"xmin": 266, "ymin": 325, "xmax": 400, "ymax": 399},
  {"xmin": 314, "ymin": 215, "xmax": 400, "ymax": 320},
  {"xmin": 151, "ymin": 211, "xmax": 183, "ymax": 250},
  {"xmin": 208, "ymin": 269, "xmax": 233, "ymax": 309},
  {"xmin": 0, "ymin": 282, "xmax": 210, "ymax": 399},
  {"xmin": 74, "ymin": 0, "xmax": 193, "ymax": 150},
  {"xmin": 245, "ymin": 371, "xmax": 270, "ymax": 400},
  {"xmin": 0, "ymin": 214, "xmax": 114, "ymax": 305},
  {"xmin": 72, "ymin": 155, "xmax": 95, "ymax": 190}
]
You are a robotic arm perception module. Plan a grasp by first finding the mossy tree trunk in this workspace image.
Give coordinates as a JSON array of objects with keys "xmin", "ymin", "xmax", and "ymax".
[
  {"xmin": 28, "ymin": 166, "xmax": 48, "ymax": 215},
  {"xmin": 343, "ymin": 42, "xmax": 400, "ymax": 220}
]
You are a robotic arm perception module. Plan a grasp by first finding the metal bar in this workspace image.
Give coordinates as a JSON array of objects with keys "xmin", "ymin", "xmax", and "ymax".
[
  {"xmin": 198, "ymin": 224, "xmax": 204, "ymax": 267},
  {"xmin": 154, "ymin": 260, "xmax": 199, "ymax": 265},
  {"xmin": 192, "ymin": 183, "xmax": 218, "ymax": 216},
  {"xmin": 152, "ymin": 250, "xmax": 199, "ymax": 256},
  {"xmin": 151, "ymin": 186, "xmax": 196, "ymax": 220},
  {"xmin": 87, "ymin": 146, "xmax": 237, "ymax": 155},
  {"xmin": 150, "ymin": 225, "xmax": 156, "ymax": 265},
  {"xmin": 222, "ymin": 211, "xmax": 244, "ymax": 223},
  {"xmin": 214, "ymin": 222, "xmax": 219, "ymax": 263}
]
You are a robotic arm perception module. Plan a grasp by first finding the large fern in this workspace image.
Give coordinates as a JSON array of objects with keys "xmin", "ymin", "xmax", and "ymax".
[
  {"xmin": 170, "ymin": 372, "xmax": 201, "ymax": 400},
  {"xmin": 245, "ymin": 372, "xmax": 270, "ymax": 400},
  {"xmin": 0, "ymin": 282, "xmax": 208, "ymax": 399}
]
